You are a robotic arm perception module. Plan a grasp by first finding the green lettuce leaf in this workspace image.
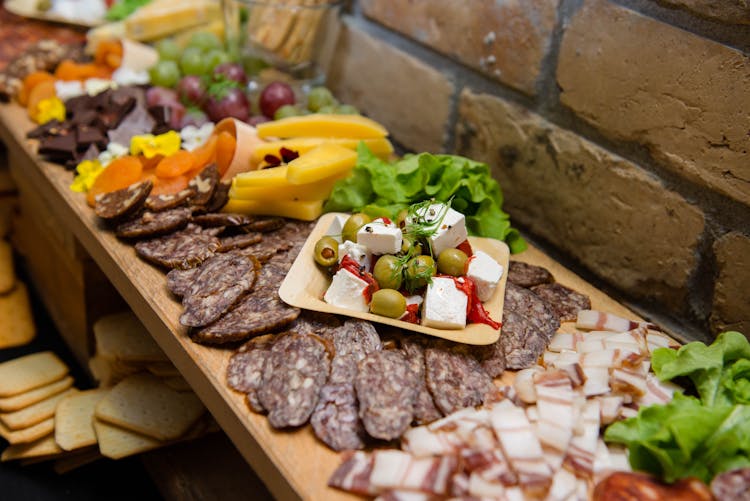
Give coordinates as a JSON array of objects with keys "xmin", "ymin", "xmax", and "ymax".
[{"xmin": 323, "ymin": 143, "xmax": 526, "ymax": 253}]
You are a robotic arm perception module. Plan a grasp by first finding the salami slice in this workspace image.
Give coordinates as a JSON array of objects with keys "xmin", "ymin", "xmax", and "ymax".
[
  {"xmin": 217, "ymin": 232, "xmax": 263, "ymax": 253},
  {"xmin": 501, "ymin": 284, "xmax": 560, "ymax": 369},
  {"xmin": 470, "ymin": 338, "xmax": 507, "ymax": 378},
  {"xmin": 401, "ymin": 337, "xmax": 442, "ymax": 425},
  {"xmin": 203, "ymin": 180, "xmax": 231, "ymax": 213},
  {"xmin": 225, "ymin": 334, "xmax": 275, "ymax": 413},
  {"xmin": 311, "ymin": 376, "xmax": 367, "ymax": 451},
  {"xmin": 333, "ymin": 319, "xmax": 382, "ymax": 362},
  {"xmin": 258, "ymin": 332, "xmax": 330, "ymax": 428},
  {"xmin": 115, "ymin": 207, "xmax": 192, "ymax": 239},
  {"xmin": 190, "ymin": 262, "xmax": 300, "ymax": 344},
  {"xmin": 711, "ymin": 468, "xmax": 750, "ymax": 501},
  {"xmin": 94, "ymin": 179, "xmax": 152, "ymax": 220},
  {"xmin": 188, "ymin": 163, "xmax": 219, "ymax": 207},
  {"xmin": 425, "ymin": 343, "xmax": 495, "ymax": 415},
  {"xmin": 506, "ymin": 261, "xmax": 553, "ymax": 288},
  {"xmin": 290, "ymin": 311, "xmax": 343, "ymax": 342},
  {"xmin": 530, "ymin": 282, "xmax": 591, "ymax": 322},
  {"xmin": 144, "ymin": 189, "xmax": 192, "ymax": 212},
  {"xmin": 134, "ymin": 224, "xmax": 220, "ymax": 269},
  {"xmin": 192, "ymin": 212, "xmax": 254, "ymax": 228},
  {"xmin": 356, "ymin": 350, "xmax": 418, "ymax": 440},
  {"xmin": 179, "ymin": 253, "xmax": 260, "ymax": 328},
  {"xmin": 166, "ymin": 266, "xmax": 200, "ymax": 297},
  {"xmin": 242, "ymin": 217, "xmax": 285, "ymax": 233}
]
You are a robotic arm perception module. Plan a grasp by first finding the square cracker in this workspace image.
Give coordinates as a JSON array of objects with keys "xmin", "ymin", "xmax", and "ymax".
[
  {"xmin": 1, "ymin": 434, "xmax": 63, "ymax": 461},
  {"xmin": 0, "ymin": 351, "xmax": 68, "ymax": 397},
  {"xmin": 0, "ymin": 240, "xmax": 14, "ymax": 294},
  {"xmin": 55, "ymin": 388, "xmax": 110, "ymax": 451},
  {"xmin": 0, "ymin": 416, "xmax": 54, "ymax": 445},
  {"xmin": 0, "ymin": 376, "xmax": 74, "ymax": 412},
  {"xmin": 93, "ymin": 311, "xmax": 167, "ymax": 362},
  {"xmin": 95, "ymin": 373, "xmax": 204, "ymax": 441},
  {"xmin": 93, "ymin": 419, "xmax": 163, "ymax": 460},
  {"xmin": 0, "ymin": 388, "xmax": 77, "ymax": 430},
  {"xmin": 0, "ymin": 281, "xmax": 36, "ymax": 349}
]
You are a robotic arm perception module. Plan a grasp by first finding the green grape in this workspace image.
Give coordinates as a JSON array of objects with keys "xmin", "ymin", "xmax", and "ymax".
[
  {"xmin": 274, "ymin": 105, "xmax": 301, "ymax": 120},
  {"xmin": 180, "ymin": 47, "xmax": 207, "ymax": 76},
  {"xmin": 306, "ymin": 86, "xmax": 336, "ymax": 112},
  {"xmin": 155, "ymin": 38, "xmax": 181, "ymax": 62},
  {"xmin": 336, "ymin": 104, "xmax": 360, "ymax": 115},
  {"xmin": 316, "ymin": 104, "xmax": 337, "ymax": 114},
  {"xmin": 148, "ymin": 60, "xmax": 181, "ymax": 88},
  {"xmin": 205, "ymin": 50, "xmax": 231, "ymax": 72},
  {"xmin": 188, "ymin": 31, "xmax": 223, "ymax": 52}
]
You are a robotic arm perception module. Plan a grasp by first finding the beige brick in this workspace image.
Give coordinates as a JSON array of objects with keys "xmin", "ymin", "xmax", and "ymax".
[
  {"xmin": 711, "ymin": 232, "xmax": 750, "ymax": 337},
  {"xmin": 360, "ymin": 0, "xmax": 559, "ymax": 95},
  {"xmin": 557, "ymin": 0, "xmax": 750, "ymax": 206},
  {"xmin": 656, "ymin": 0, "xmax": 750, "ymax": 24},
  {"xmin": 456, "ymin": 89, "xmax": 705, "ymax": 309},
  {"xmin": 326, "ymin": 24, "xmax": 453, "ymax": 153}
]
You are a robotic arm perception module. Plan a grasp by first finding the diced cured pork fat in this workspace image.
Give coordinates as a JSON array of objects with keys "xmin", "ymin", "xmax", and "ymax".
[
  {"xmin": 546, "ymin": 468, "xmax": 579, "ymax": 501},
  {"xmin": 564, "ymin": 399, "xmax": 600, "ymax": 478},
  {"xmin": 328, "ymin": 451, "xmax": 376, "ymax": 496},
  {"xmin": 533, "ymin": 370, "xmax": 575, "ymax": 454},
  {"xmin": 369, "ymin": 450, "xmax": 457, "ymax": 496},
  {"xmin": 576, "ymin": 310, "xmax": 659, "ymax": 332},
  {"xmin": 468, "ymin": 471, "xmax": 507, "ymax": 499},
  {"xmin": 374, "ymin": 491, "xmax": 434, "ymax": 501},
  {"xmin": 598, "ymin": 395, "xmax": 624, "ymax": 425},
  {"xmin": 593, "ymin": 440, "xmax": 631, "ymax": 481},
  {"xmin": 513, "ymin": 367, "xmax": 541, "ymax": 404},
  {"xmin": 646, "ymin": 330, "xmax": 681, "ymax": 351},
  {"xmin": 635, "ymin": 373, "xmax": 681, "ymax": 408}
]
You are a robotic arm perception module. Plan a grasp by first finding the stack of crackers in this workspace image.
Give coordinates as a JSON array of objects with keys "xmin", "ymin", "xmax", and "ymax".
[{"xmin": 0, "ymin": 311, "xmax": 213, "ymax": 468}]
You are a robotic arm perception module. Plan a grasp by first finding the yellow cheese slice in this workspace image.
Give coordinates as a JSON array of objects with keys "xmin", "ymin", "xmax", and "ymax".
[
  {"xmin": 232, "ymin": 166, "xmax": 289, "ymax": 188},
  {"xmin": 251, "ymin": 137, "xmax": 394, "ymax": 163},
  {"xmin": 124, "ymin": 0, "xmax": 220, "ymax": 42},
  {"xmin": 256, "ymin": 114, "xmax": 388, "ymax": 140},
  {"xmin": 286, "ymin": 144, "xmax": 357, "ymax": 185},
  {"xmin": 229, "ymin": 172, "xmax": 345, "ymax": 202},
  {"xmin": 223, "ymin": 199, "xmax": 324, "ymax": 221}
]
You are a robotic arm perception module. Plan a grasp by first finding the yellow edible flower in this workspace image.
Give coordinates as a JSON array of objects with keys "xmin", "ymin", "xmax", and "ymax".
[
  {"xmin": 34, "ymin": 97, "xmax": 65, "ymax": 125},
  {"xmin": 130, "ymin": 130, "xmax": 181, "ymax": 159},
  {"xmin": 70, "ymin": 159, "xmax": 104, "ymax": 193}
]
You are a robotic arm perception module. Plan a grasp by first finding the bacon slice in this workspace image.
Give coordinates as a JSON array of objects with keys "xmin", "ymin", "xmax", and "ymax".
[{"xmin": 577, "ymin": 310, "xmax": 659, "ymax": 332}]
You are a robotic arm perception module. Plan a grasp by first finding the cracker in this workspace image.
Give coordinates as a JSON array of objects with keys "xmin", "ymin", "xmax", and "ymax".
[
  {"xmin": 0, "ymin": 282, "xmax": 36, "ymax": 349},
  {"xmin": 89, "ymin": 355, "xmax": 148, "ymax": 387},
  {"xmin": 0, "ymin": 416, "xmax": 54, "ymax": 444},
  {"xmin": 94, "ymin": 311, "xmax": 167, "ymax": 362},
  {"xmin": 146, "ymin": 361, "xmax": 180, "ymax": 378},
  {"xmin": 0, "ymin": 375, "xmax": 74, "ymax": 412},
  {"xmin": 162, "ymin": 375, "xmax": 191, "ymax": 392},
  {"xmin": 55, "ymin": 388, "xmax": 110, "ymax": 451},
  {"xmin": 1, "ymin": 434, "xmax": 62, "ymax": 461},
  {"xmin": 0, "ymin": 240, "xmax": 14, "ymax": 294},
  {"xmin": 0, "ymin": 388, "xmax": 77, "ymax": 430},
  {"xmin": 93, "ymin": 419, "xmax": 163, "ymax": 460},
  {"xmin": 0, "ymin": 351, "xmax": 68, "ymax": 397},
  {"xmin": 53, "ymin": 447, "xmax": 102, "ymax": 474},
  {"xmin": 95, "ymin": 373, "xmax": 205, "ymax": 441}
]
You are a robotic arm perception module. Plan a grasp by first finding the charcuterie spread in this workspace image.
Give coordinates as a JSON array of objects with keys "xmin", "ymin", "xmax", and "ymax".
[{"xmin": 1, "ymin": 22, "xmax": 749, "ymax": 501}]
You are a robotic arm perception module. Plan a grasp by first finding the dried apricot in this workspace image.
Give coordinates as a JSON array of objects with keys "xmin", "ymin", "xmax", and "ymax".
[
  {"xmin": 86, "ymin": 156, "xmax": 143, "ymax": 207},
  {"xmin": 192, "ymin": 135, "xmax": 218, "ymax": 170},
  {"xmin": 151, "ymin": 175, "xmax": 190, "ymax": 196},
  {"xmin": 155, "ymin": 150, "xmax": 195, "ymax": 178},
  {"xmin": 18, "ymin": 71, "xmax": 55, "ymax": 106},
  {"xmin": 26, "ymin": 80, "xmax": 57, "ymax": 120}
]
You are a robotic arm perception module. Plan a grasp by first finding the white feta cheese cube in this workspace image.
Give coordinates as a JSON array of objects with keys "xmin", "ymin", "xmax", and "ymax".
[
  {"xmin": 326, "ymin": 214, "xmax": 350, "ymax": 243},
  {"xmin": 408, "ymin": 203, "xmax": 468, "ymax": 256},
  {"xmin": 338, "ymin": 241, "xmax": 372, "ymax": 270},
  {"xmin": 466, "ymin": 251, "xmax": 504, "ymax": 302},
  {"xmin": 356, "ymin": 218, "xmax": 402, "ymax": 255},
  {"xmin": 422, "ymin": 277, "xmax": 467, "ymax": 329},
  {"xmin": 324, "ymin": 268, "xmax": 370, "ymax": 312}
]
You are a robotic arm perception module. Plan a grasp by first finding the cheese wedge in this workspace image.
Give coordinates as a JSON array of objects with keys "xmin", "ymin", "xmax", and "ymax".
[
  {"xmin": 256, "ymin": 114, "xmax": 388, "ymax": 140},
  {"xmin": 124, "ymin": 0, "xmax": 221, "ymax": 42},
  {"xmin": 229, "ymin": 172, "xmax": 346, "ymax": 201},
  {"xmin": 286, "ymin": 144, "xmax": 357, "ymax": 185},
  {"xmin": 252, "ymin": 137, "xmax": 394, "ymax": 163},
  {"xmin": 232, "ymin": 166, "xmax": 289, "ymax": 188},
  {"xmin": 223, "ymin": 199, "xmax": 324, "ymax": 221}
]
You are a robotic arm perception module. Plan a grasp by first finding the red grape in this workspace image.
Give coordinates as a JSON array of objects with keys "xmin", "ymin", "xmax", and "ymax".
[
  {"xmin": 259, "ymin": 81, "xmax": 295, "ymax": 118},
  {"xmin": 146, "ymin": 86, "xmax": 180, "ymax": 108},
  {"xmin": 213, "ymin": 62, "xmax": 248, "ymax": 86},
  {"xmin": 204, "ymin": 87, "xmax": 250, "ymax": 122},
  {"xmin": 177, "ymin": 75, "xmax": 206, "ymax": 106},
  {"xmin": 247, "ymin": 115, "xmax": 271, "ymax": 127}
]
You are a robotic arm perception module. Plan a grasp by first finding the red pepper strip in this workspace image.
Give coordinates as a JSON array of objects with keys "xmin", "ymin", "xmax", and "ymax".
[
  {"xmin": 380, "ymin": 216, "xmax": 393, "ymax": 225},
  {"xmin": 449, "ymin": 275, "xmax": 502, "ymax": 330},
  {"xmin": 457, "ymin": 239, "xmax": 473, "ymax": 258},
  {"xmin": 400, "ymin": 303, "xmax": 419, "ymax": 324},
  {"xmin": 339, "ymin": 255, "xmax": 379, "ymax": 304}
]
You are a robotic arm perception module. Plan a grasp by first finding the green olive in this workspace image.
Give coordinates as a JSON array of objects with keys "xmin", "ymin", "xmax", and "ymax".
[
  {"xmin": 395, "ymin": 208, "xmax": 409, "ymax": 229},
  {"xmin": 400, "ymin": 236, "xmax": 423, "ymax": 256},
  {"xmin": 314, "ymin": 236, "xmax": 339, "ymax": 267},
  {"xmin": 369, "ymin": 289, "xmax": 407, "ymax": 318},
  {"xmin": 437, "ymin": 248, "xmax": 469, "ymax": 277},
  {"xmin": 405, "ymin": 255, "xmax": 435, "ymax": 291},
  {"xmin": 341, "ymin": 213, "xmax": 372, "ymax": 243},
  {"xmin": 373, "ymin": 255, "xmax": 403, "ymax": 290}
]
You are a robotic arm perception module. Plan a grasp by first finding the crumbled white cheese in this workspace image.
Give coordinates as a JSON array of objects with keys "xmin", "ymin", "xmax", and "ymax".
[
  {"xmin": 112, "ymin": 67, "xmax": 150, "ymax": 87},
  {"xmin": 466, "ymin": 251, "xmax": 504, "ymax": 302},
  {"xmin": 84, "ymin": 78, "xmax": 117, "ymax": 97},
  {"xmin": 324, "ymin": 268, "xmax": 370, "ymax": 312},
  {"xmin": 338, "ymin": 241, "xmax": 372, "ymax": 270},
  {"xmin": 54, "ymin": 80, "xmax": 84, "ymax": 101},
  {"xmin": 422, "ymin": 277, "xmax": 467, "ymax": 329},
  {"xmin": 180, "ymin": 123, "xmax": 215, "ymax": 152}
]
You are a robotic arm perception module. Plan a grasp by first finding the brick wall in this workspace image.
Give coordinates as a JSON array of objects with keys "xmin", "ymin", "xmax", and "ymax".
[{"xmin": 324, "ymin": 0, "xmax": 750, "ymax": 341}]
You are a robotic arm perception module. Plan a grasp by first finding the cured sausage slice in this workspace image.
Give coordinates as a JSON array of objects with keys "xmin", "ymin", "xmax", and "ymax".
[
  {"xmin": 356, "ymin": 350, "xmax": 418, "ymax": 441},
  {"xmin": 191, "ymin": 212, "xmax": 254, "ymax": 228},
  {"xmin": 187, "ymin": 163, "xmax": 219, "ymax": 207},
  {"xmin": 165, "ymin": 266, "xmax": 200, "ymax": 297},
  {"xmin": 179, "ymin": 253, "xmax": 260, "ymax": 328},
  {"xmin": 94, "ymin": 179, "xmax": 152, "ymax": 220},
  {"xmin": 311, "ymin": 376, "xmax": 367, "ymax": 451},
  {"xmin": 506, "ymin": 261, "xmax": 553, "ymax": 288},
  {"xmin": 242, "ymin": 217, "xmax": 285, "ymax": 233},
  {"xmin": 470, "ymin": 338, "xmax": 507, "ymax": 378},
  {"xmin": 289, "ymin": 311, "xmax": 343, "ymax": 342},
  {"xmin": 225, "ymin": 334, "xmax": 275, "ymax": 413},
  {"xmin": 190, "ymin": 262, "xmax": 299, "ymax": 344},
  {"xmin": 115, "ymin": 207, "xmax": 191, "ymax": 239},
  {"xmin": 203, "ymin": 180, "xmax": 231, "ymax": 213},
  {"xmin": 144, "ymin": 189, "xmax": 192, "ymax": 212},
  {"xmin": 217, "ymin": 232, "xmax": 263, "ymax": 253},
  {"xmin": 333, "ymin": 319, "xmax": 381, "ymax": 362},
  {"xmin": 425, "ymin": 343, "xmax": 495, "ymax": 415},
  {"xmin": 530, "ymin": 282, "xmax": 591, "ymax": 323},
  {"xmin": 258, "ymin": 332, "xmax": 330, "ymax": 428},
  {"xmin": 134, "ymin": 224, "xmax": 220, "ymax": 269},
  {"xmin": 711, "ymin": 468, "xmax": 750, "ymax": 501},
  {"xmin": 502, "ymin": 283, "xmax": 560, "ymax": 369},
  {"xmin": 401, "ymin": 337, "xmax": 442, "ymax": 425}
]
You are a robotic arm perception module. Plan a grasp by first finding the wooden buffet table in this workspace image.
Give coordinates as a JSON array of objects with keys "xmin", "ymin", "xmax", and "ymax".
[{"xmin": 0, "ymin": 102, "xmax": 643, "ymax": 500}]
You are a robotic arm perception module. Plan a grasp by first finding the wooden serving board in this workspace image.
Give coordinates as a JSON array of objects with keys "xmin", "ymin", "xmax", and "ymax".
[{"xmin": 0, "ymin": 102, "xmax": 641, "ymax": 500}]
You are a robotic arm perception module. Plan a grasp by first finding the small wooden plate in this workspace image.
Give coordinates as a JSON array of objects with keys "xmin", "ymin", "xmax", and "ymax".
[
  {"xmin": 5, "ymin": 0, "xmax": 105, "ymax": 27},
  {"xmin": 278, "ymin": 212, "xmax": 509, "ymax": 345}
]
